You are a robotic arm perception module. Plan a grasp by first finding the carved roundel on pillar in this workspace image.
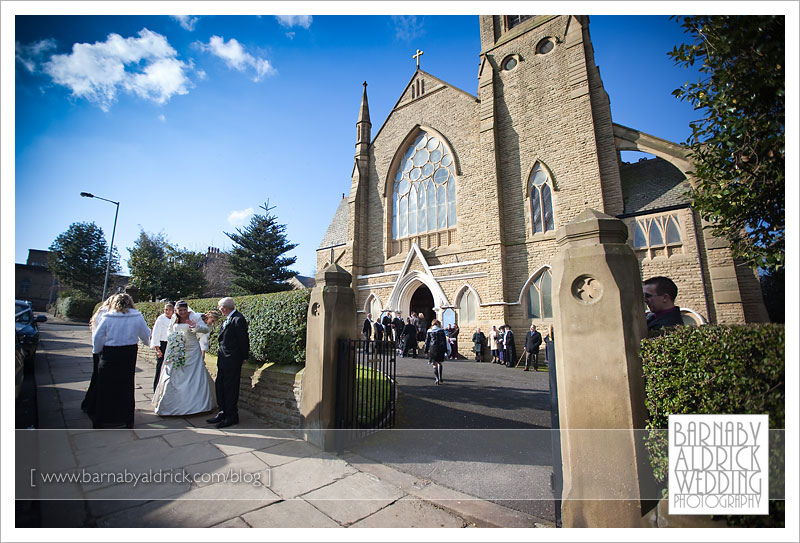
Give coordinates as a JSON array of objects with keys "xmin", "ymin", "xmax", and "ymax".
[
  {"xmin": 311, "ymin": 302, "xmax": 320, "ymax": 316},
  {"xmin": 571, "ymin": 275, "xmax": 603, "ymax": 305}
]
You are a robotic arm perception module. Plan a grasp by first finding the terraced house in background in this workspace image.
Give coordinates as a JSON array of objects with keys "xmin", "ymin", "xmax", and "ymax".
[{"xmin": 317, "ymin": 15, "xmax": 768, "ymax": 335}]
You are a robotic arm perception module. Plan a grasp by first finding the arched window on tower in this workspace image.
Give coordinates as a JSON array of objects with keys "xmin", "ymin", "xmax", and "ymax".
[
  {"xmin": 529, "ymin": 163, "xmax": 556, "ymax": 234},
  {"xmin": 457, "ymin": 288, "xmax": 477, "ymax": 325},
  {"xmin": 393, "ymin": 130, "xmax": 457, "ymax": 240},
  {"xmin": 527, "ymin": 268, "xmax": 553, "ymax": 319}
]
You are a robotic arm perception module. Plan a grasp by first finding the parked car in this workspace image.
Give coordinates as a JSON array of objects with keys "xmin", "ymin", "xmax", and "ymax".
[
  {"xmin": 15, "ymin": 333, "xmax": 25, "ymax": 399},
  {"xmin": 15, "ymin": 300, "xmax": 46, "ymax": 372}
]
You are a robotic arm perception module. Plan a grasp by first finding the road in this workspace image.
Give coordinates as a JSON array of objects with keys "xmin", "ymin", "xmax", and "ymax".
[{"xmin": 350, "ymin": 351, "xmax": 559, "ymax": 523}]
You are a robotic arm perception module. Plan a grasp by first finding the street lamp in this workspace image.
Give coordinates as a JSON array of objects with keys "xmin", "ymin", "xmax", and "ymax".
[{"xmin": 80, "ymin": 192, "xmax": 119, "ymax": 302}]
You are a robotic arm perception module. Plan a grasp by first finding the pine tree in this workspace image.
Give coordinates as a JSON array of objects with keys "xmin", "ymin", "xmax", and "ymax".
[{"xmin": 225, "ymin": 202, "xmax": 298, "ymax": 294}]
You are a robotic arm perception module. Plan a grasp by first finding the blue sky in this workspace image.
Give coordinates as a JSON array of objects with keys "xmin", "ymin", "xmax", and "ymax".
[{"xmin": 3, "ymin": 9, "xmax": 778, "ymax": 278}]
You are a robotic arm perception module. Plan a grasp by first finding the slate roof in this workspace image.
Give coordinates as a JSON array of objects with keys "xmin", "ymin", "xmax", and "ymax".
[
  {"xmin": 318, "ymin": 197, "xmax": 349, "ymax": 249},
  {"xmin": 620, "ymin": 157, "xmax": 692, "ymax": 214}
]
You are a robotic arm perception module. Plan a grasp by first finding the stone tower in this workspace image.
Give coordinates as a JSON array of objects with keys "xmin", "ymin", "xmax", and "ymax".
[{"xmin": 476, "ymin": 15, "xmax": 625, "ymax": 322}]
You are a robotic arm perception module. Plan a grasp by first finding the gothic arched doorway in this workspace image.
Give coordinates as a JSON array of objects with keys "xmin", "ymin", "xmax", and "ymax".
[{"xmin": 409, "ymin": 284, "xmax": 435, "ymax": 326}]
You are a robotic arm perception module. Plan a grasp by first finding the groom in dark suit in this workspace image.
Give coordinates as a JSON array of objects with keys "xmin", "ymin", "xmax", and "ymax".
[{"xmin": 207, "ymin": 297, "xmax": 249, "ymax": 429}]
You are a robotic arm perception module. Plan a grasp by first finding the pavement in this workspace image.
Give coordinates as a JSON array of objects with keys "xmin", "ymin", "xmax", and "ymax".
[{"xmin": 19, "ymin": 316, "xmax": 556, "ymax": 529}]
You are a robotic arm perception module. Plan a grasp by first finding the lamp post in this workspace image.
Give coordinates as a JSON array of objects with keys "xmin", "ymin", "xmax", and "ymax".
[{"xmin": 80, "ymin": 192, "xmax": 119, "ymax": 302}]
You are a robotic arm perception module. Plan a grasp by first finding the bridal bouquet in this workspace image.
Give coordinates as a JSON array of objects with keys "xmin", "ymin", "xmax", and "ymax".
[{"xmin": 165, "ymin": 330, "xmax": 187, "ymax": 369}]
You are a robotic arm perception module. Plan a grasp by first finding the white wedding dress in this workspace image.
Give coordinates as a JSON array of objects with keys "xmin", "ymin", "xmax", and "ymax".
[{"xmin": 152, "ymin": 312, "xmax": 215, "ymax": 416}]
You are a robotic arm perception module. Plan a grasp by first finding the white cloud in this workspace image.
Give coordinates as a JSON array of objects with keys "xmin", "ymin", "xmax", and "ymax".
[
  {"xmin": 200, "ymin": 36, "xmax": 276, "ymax": 82},
  {"xmin": 15, "ymin": 38, "xmax": 57, "ymax": 72},
  {"xmin": 158, "ymin": 113, "xmax": 166, "ymax": 122},
  {"xmin": 275, "ymin": 15, "xmax": 312, "ymax": 29},
  {"xmin": 171, "ymin": 15, "xmax": 199, "ymax": 31},
  {"xmin": 285, "ymin": 32, "xmax": 296, "ymax": 40},
  {"xmin": 392, "ymin": 15, "xmax": 425, "ymax": 41},
  {"xmin": 42, "ymin": 28, "xmax": 193, "ymax": 111},
  {"xmin": 228, "ymin": 208, "xmax": 254, "ymax": 226}
]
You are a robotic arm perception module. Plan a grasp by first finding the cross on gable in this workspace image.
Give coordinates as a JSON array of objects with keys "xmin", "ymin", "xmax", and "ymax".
[{"xmin": 413, "ymin": 49, "xmax": 424, "ymax": 68}]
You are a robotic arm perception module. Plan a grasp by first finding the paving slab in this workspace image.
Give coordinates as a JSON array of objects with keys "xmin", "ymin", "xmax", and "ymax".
[
  {"xmin": 241, "ymin": 499, "xmax": 341, "ymax": 528},
  {"xmin": 250, "ymin": 438, "xmax": 321, "ymax": 468},
  {"xmin": 209, "ymin": 432, "xmax": 297, "ymax": 457},
  {"xmin": 160, "ymin": 428, "xmax": 227, "ymax": 448},
  {"xmin": 181, "ymin": 451, "xmax": 271, "ymax": 489},
  {"xmin": 213, "ymin": 516, "xmax": 251, "ymax": 528},
  {"xmin": 80, "ymin": 440, "xmax": 227, "ymax": 492},
  {"xmin": 303, "ymin": 472, "xmax": 405, "ymax": 525},
  {"xmin": 97, "ymin": 480, "xmax": 278, "ymax": 527},
  {"xmin": 268, "ymin": 454, "xmax": 357, "ymax": 499},
  {"xmin": 87, "ymin": 499, "xmax": 153, "ymax": 519},
  {"xmin": 351, "ymin": 496, "xmax": 468, "ymax": 528},
  {"xmin": 70, "ymin": 428, "xmax": 139, "ymax": 451}
]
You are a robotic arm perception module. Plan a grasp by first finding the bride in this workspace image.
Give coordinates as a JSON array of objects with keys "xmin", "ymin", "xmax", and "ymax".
[{"xmin": 152, "ymin": 301, "xmax": 217, "ymax": 416}]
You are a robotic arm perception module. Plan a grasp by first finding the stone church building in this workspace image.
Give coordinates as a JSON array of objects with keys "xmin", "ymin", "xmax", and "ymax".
[{"xmin": 317, "ymin": 15, "xmax": 767, "ymax": 336}]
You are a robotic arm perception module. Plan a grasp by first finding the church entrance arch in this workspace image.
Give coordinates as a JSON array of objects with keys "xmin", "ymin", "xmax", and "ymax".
[{"xmin": 409, "ymin": 285, "xmax": 435, "ymax": 326}]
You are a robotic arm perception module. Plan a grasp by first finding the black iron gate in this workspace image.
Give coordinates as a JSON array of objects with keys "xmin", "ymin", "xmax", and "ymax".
[{"xmin": 335, "ymin": 339, "xmax": 397, "ymax": 440}]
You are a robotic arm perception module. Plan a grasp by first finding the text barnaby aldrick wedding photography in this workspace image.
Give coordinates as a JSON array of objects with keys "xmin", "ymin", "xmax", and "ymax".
[{"xmin": 668, "ymin": 414, "xmax": 769, "ymax": 515}]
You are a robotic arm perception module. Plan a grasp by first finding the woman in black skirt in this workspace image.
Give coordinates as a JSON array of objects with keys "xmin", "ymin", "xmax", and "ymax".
[
  {"xmin": 81, "ymin": 295, "xmax": 115, "ymax": 416},
  {"xmin": 90, "ymin": 294, "xmax": 151, "ymax": 428}
]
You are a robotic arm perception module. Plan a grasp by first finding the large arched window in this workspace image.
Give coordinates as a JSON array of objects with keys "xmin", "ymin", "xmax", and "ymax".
[
  {"xmin": 457, "ymin": 289, "xmax": 477, "ymax": 325},
  {"xmin": 529, "ymin": 163, "xmax": 555, "ymax": 234},
  {"xmin": 527, "ymin": 269, "xmax": 553, "ymax": 319},
  {"xmin": 392, "ymin": 130, "xmax": 456, "ymax": 239}
]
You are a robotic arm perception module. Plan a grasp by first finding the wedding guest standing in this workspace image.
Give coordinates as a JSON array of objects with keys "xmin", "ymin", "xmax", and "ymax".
[
  {"xmin": 488, "ymin": 325, "xmax": 500, "ymax": 364},
  {"xmin": 402, "ymin": 317, "xmax": 418, "ymax": 358},
  {"xmin": 450, "ymin": 323, "xmax": 460, "ymax": 359},
  {"xmin": 207, "ymin": 297, "xmax": 249, "ymax": 429},
  {"xmin": 472, "ymin": 327, "xmax": 486, "ymax": 362},
  {"xmin": 503, "ymin": 324, "xmax": 517, "ymax": 368},
  {"xmin": 150, "ymin": 302, "xmax": 174, "ymax": 391},
  {"xmin": 91, "ymin": 294, "xmax": 151, "ymax": 428},
  {"xmin": 424, "ymin": 319, "xmax": 449, "ymax": 385},
  {"xmin": 524, "ymin": 324, "xmax": 543, "ymax": 372},
  {"xmin": 81, "ymin": 295, "xmax": 115, "ymax": 415},
  {"xmin": 381, "ymin": 312, "xmax": 394, "ymax": 342}
]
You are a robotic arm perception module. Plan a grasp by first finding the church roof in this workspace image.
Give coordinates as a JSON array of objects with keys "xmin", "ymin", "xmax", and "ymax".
[
  {"xmin": 318, "ymin": 197, "xmax": 349, "ymax": 249},
  {"xmin": 620, "ymin": 157, "xmax": 692, "ymax": 214}
]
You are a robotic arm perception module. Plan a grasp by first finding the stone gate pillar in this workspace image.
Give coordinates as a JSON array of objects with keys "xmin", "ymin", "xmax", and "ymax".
[
  {"xmin": 301, "ymin": 263, "xmax": 356, "ymax": 450},
  {"xmin": 551, "ymin": 208, "xmax": 652, "ymax": 527}
]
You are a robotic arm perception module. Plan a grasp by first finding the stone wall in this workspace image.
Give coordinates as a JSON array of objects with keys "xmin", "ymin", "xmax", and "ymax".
[{"xmin": 137, "ymin": 342, "xmax": 303, "ymax": 428}]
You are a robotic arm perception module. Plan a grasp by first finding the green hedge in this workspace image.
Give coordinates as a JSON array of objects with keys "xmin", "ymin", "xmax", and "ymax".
[
  {"xmin": 134, "ymin": 290, "xmax": 310, "ymax": 365},
  {"xmin": 56, "ymin": 292, "xmax": 98, "ymax": 321},
  {"xmin": 641, "ymin": 324, "xmax": 785, "ymax": 527}
]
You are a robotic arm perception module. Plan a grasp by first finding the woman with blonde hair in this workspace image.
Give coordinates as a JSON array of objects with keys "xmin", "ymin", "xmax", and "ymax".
[
  {"xmin": 91, "ymin": 293, "xmax": 151, "ymax": 428},
  {"xmin": 81, "ymin": 295, "xmax": 116, "ymax": 415}
]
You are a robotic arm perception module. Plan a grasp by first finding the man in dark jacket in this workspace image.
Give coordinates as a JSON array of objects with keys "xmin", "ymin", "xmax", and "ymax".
[
  {"xmin": 524, "ymin": 324, "xmax": 543, "ymax": 371},
  {"xmin": 402, "ymin": 317, "xmax": 418, "ymax": 358},
  {"xmin": 381, "ymin": 312, "xmax": 394, "ymax": 342},
  {"xmin": 393, "ymin": 312, "xmax": 405, "ymax": 350},
  {"xmin": 207, "ymin": 297, "xmax": 249, "ymax": 429},
  {"xmin": 643, "ymin": 276, "xmax": 684, "ymax": 334},
  {"xmin": 503, "ymin": 324, "xmax": 517, "ymax": 368},
  {"xmin": 362, "ymin": 313, "xmax": 373, "ymax": 340}
]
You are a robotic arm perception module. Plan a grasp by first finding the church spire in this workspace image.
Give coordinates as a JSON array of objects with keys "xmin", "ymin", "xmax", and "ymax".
[{"xmin": 356, "ymin": 81, "xmax": 371, "ymax": 158}]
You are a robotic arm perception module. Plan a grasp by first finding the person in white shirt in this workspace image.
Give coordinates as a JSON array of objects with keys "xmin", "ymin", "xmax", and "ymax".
[
  {"xmin": 81, "ymin": 295, "xmax": 115, "ymax": 415},
  {"xmin": 150, "ymin": 302, "xmax": 174, "ymax": 392},
  {"xmin": 91, "ymin": 293, "xmax": 151, "ymax": 428}
]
